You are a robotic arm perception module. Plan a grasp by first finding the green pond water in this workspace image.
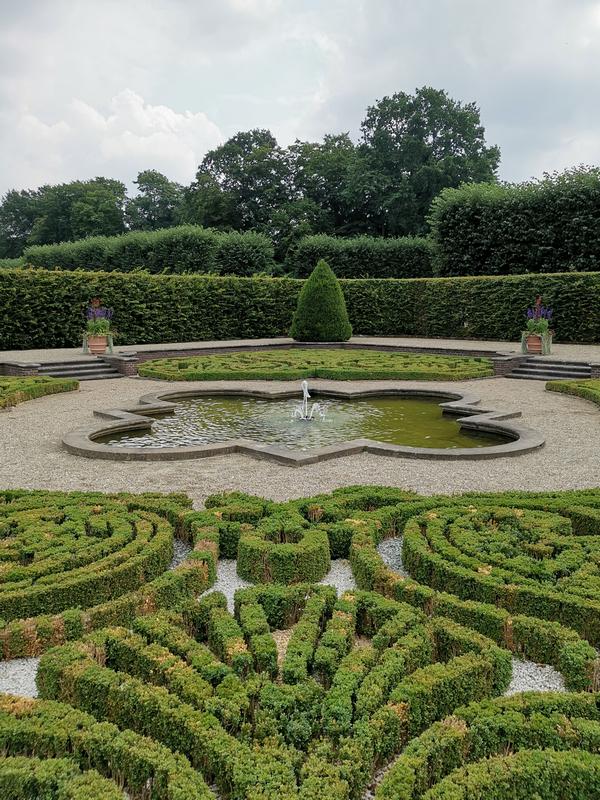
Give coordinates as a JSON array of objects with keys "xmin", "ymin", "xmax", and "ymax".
[{"xmin": 102, "ymin": 395, "xmax": 508, "ymax": 451}]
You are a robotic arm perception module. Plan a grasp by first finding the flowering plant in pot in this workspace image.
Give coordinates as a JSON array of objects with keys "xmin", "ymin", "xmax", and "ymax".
[
  {"xmin": 523, "ymin": 297, "xmax": 553, "ymax": 354},
  {"xmin": 85, "ymin": 300, "xmax": 114, "ymax": 355}
]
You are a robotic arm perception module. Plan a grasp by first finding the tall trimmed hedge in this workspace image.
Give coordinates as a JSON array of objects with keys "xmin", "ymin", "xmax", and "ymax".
[
  {"xmin": 1, "ymin": 268, "xmax": 600, "ymax": 349},
  {"xmin": 23, "ymin": 225, "xmax": 275, "ymax": 275},
  {"xmin": 286, "ymin": 234, "xmax": 434, "ymax": 278},
  {"xmin": 429, "ymin": 169, "xmax": 600, "ymax": 276}
]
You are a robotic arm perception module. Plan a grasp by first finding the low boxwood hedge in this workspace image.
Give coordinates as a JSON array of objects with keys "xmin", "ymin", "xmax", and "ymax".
[
  {"xmin": 376, "ymin": 692, "xmax": 600, "ymax": 799},
  {"xmin": 0, "ymin": 693, "xmax": 212, "ymax": 800},
  {"xmin": 38, "ymin": 586, "xmax": 511, "ymax": 799},
  {"xmin": 401, "ymin": 504, "xmax": 600, "ymax": 643},
  {"xmin": 0, "ymin": 376, "xmax": 78, "ymax": 409},
  {"xmin": 5, "ymin": 484, "xmax": 600, "ymax": 797},
  {"xmin": 547, "ymin": 377, "xmax": 600, "ymax": 408},
  {"xmin": 0, "ymin": 490, "xmax": 215, "ymax": 659},
  {"xmin": 138, "ymin": 348, "xmax": 493, "ymax": 382},
  {"xmin": 0, "ymin": 755, "xmax": 124, "ymax": 800}
]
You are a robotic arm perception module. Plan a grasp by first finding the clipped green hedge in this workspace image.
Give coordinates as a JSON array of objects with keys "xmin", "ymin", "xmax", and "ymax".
[
  {"xmin": 547, "ymin": 378, "xmax": 600, "ymax": 408},
  {"xmin": 0, "ymin": 489, "xmax": 215, "ymax": 659},
  {"xmin": 38, "ymin": 585, "xmax": 510, "ymax": 800},
  {"xmin": 137, "ymin": 349, "xmax": 493, "ymax": 381},
  {"xmin": 7, "ymin": 484, "xmax": 600, "ymax": 798},
  {"xmin": 0, "ymin": 694, "xmax": 212, "ymax": 800},
  {"xmin": 23, "ymin": 224, "xmax": 275, "ymax": 275},
  {"xmin": 286, "ymin": 234, "xmax": 434, "ymax": 278},
  {"xmin": 0, "ymin": 755, "xmax": 123, "ymax": 799},
  {"xmin": 376, "ymin": 691, "xmax": 600, "ymax": 800},
  {"xmin": 2, "ymin": 267, "xmax": 600, "ymax": 349},
  {"xmin": 402, "ymin": 504, "xmax": 600, "ymax": 644},
  {"xmin": 429, "ymin": 169, "xmax": 600, "ymax": 277},
  {"xmin": 237, "ymin": 513, "xmax": 331, "ymax": 585},
  {"xmin": 0, "ymin": 376, "xmax": 78, "ymax": 409}
]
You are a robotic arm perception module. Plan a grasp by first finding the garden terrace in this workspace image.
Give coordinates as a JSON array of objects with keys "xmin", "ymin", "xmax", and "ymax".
[{"xmin": 137, "ymin": 349, "xmax": 494, "ymax": 382}]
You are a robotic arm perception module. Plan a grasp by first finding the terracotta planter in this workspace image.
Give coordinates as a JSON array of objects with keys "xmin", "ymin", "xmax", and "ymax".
[
  {"xmin": 525, "ymin": 334, "xmax": 543, "ymax": 354},
  {"xmin": 87, "ymin": 335, "xmax": 108, "ymax": 355}
]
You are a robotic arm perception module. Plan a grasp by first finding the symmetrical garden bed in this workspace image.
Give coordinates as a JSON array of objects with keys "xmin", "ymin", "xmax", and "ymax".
[
  {"xmin": 1, "ymin": 486, "xmax": 600, "ymax": 798},
  {"xmin": 0, "ymin": 376, "xmax": 78, "ymax": 409},
  {"xmin": 137, "ymin": 349, "xmax": 494, "ymax": 382}
]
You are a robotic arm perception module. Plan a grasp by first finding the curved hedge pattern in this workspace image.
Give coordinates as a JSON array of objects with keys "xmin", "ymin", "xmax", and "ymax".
[
  {"xmin": 37, "ymin": 588, "xmax": 511, "ymax": 799},
  {"xmin": 0, "ymin": 694, "xmax": 212, "ymax": 799},
  {"xmin": 376, "ymin": 692, "xmax": 600, "ymax": 799},
  {"xmin": 0, "ymin": 490, "xmax": 214, "ymax": 659},
  {"xmin": 4, "ymin": 485, "xmax": 600, "ymax": 797},
  {"xmin": 137, "ymin": 349, "xmax": 493, "ymax": 382},
  {"xmin": 402, "ymin": 505, "xmax": 600, "ymax": 643}
]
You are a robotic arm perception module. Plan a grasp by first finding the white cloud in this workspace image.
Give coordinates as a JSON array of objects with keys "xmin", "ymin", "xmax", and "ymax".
[
  {"xmin": 0, "ymin": 90, "xmax": 223, "ymax": 191},
  {"xmin": 1, "ymin": 0, "xmax": 600, "ymax": 192}
]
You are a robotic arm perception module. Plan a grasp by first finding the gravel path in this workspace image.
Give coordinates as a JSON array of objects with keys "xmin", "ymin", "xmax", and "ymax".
[
  {"xmin": 169, "ymin": 539, "xmax": 193, "ymax": 570},
  {"xmin": 0, "ymin": 658, "xmax": 39, "ymax": 698},
  {"xmin": 505, "ymin": 657, "xmax": 566, "ymax": 695},
  {"xmin": 2, "ymin": 376, "xmax": 600, "ymax": 504},
  {"xmin": 320, "ymin": 559, "xmax": 356, "ymax": 595},
  {"xmin": 377, "ymin": 537, "xmax": 410, "ymax": 578},
  {"xmin": 201, "ymin": 559, "xmax": 251, "ymax": 612}
]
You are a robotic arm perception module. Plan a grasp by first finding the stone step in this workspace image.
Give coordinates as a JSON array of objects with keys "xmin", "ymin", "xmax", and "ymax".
[
  {"xmin": 38, "ymin": 363, "xmax": 122, "ymax": 380},
  {"xmin": 513, "ymin": 364, "xmax": 591, "ymax": 376},
  {"xmin": 526, "ymin": 357, "xmax": 592, "ymax": 367},
  {"xmin": 508, "ymin": 369, "xmax": 589, "ymax": 381}
]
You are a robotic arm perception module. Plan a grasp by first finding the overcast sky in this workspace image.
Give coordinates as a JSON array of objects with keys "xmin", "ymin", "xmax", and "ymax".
[{"xmin": 1, "ymin": 0, "xmax": 599, "ymax": 196}]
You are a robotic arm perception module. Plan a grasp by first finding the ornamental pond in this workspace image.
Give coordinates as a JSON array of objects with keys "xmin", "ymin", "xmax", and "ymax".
[{"xmin": 100, "ymin": 394, "xmax": 508, "ymax": 451}]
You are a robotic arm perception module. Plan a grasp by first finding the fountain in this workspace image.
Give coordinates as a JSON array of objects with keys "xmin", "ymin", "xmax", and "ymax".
[{"xmin": 292, "ymin": 380, "xmax": 327, "ymax": 421}]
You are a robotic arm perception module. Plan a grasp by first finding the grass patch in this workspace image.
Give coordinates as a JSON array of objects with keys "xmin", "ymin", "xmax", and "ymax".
[
  {"xmin": 0, "ymin": 375, "xmax": 78, "ymax": 409},
  {"xmin": 138, "ymin": 349, "xmax": 493, "ymax": 382},
  {"xmin": 547, "ymin": 378, "xmax": 600, "ymax": 408}
]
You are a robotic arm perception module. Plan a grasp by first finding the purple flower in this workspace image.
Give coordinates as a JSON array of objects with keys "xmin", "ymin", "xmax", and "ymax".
[{"xmin": 86, "ymin": 305, "xmax": 113, "ymax": 322}]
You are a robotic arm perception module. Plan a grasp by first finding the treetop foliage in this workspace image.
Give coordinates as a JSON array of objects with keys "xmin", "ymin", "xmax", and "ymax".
[{"xmin": 0, "ymin": 87, "xmax": 499, "ymax": 260}]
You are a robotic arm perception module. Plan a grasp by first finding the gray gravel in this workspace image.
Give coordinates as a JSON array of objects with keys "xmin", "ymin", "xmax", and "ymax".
[
  {"xmin": 0, "ymin": 658, "xmax": 39, "ymax": 698},
  {"xmin": 377, "ymin": 536, "xmax": 410, "ymax": 578},
  {"xmin": 2, "ymin": 376, "xmax": 600, "ymax": 504},
  {"xmin": 504, "ymin": 657, "xmax": 566, "ymax": 696},
  {"xmin": 320, "ymin": 559, "xmax": 356, "ymax": 595},
  {"xmin": 201, "ymin": 559, "xmax": 251, "ymax": 612},
  {"xmin": 169, "ymin": 539, "xmax": 193, "ymax": 570}
]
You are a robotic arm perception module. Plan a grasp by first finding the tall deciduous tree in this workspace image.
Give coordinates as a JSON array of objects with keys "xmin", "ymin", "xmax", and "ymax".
[
  {"xmin": 358, "ymin": 86, "xmax": 500, "ymax": 235},
  {"xmin": 126, "ymin": 170, "xmax": 184, "ymax": 230},
  {"xmin": 28, "ymin": 178, "xmax": 127, "ymax": 245},
  {"xmin": 192, "ymin": 129, "xmax": 293, "ymax": 230},
  {"xmin": 0, "ymin": 189, "xmax": 41, "ymax": 257}
]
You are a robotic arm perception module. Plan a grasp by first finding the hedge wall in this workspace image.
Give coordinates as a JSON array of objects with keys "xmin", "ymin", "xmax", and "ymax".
[
  {"xmin": 2, "ymin": 268, "xmax": 600, "ymax": 349},
  {"xmin": 23, "ymin": 225, "xmax": 275, "ymax": 275},
  {"xmin": 286, "ymin": 234, "xmax": 434, "ymax": 278},
  {"xmin": 429, "ymin": 169, "xmax": 600, "ymax": 276}
]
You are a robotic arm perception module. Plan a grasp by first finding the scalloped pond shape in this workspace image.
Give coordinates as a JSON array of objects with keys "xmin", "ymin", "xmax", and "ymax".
[{"xmin": 62, "ymin": 386, "xmax": 545, "ymax": 466}]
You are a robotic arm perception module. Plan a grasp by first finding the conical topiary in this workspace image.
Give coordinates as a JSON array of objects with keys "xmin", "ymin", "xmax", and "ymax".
[{"xmin": 289, "ymin": 259, "xmax": 352, "ymax": 342}]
